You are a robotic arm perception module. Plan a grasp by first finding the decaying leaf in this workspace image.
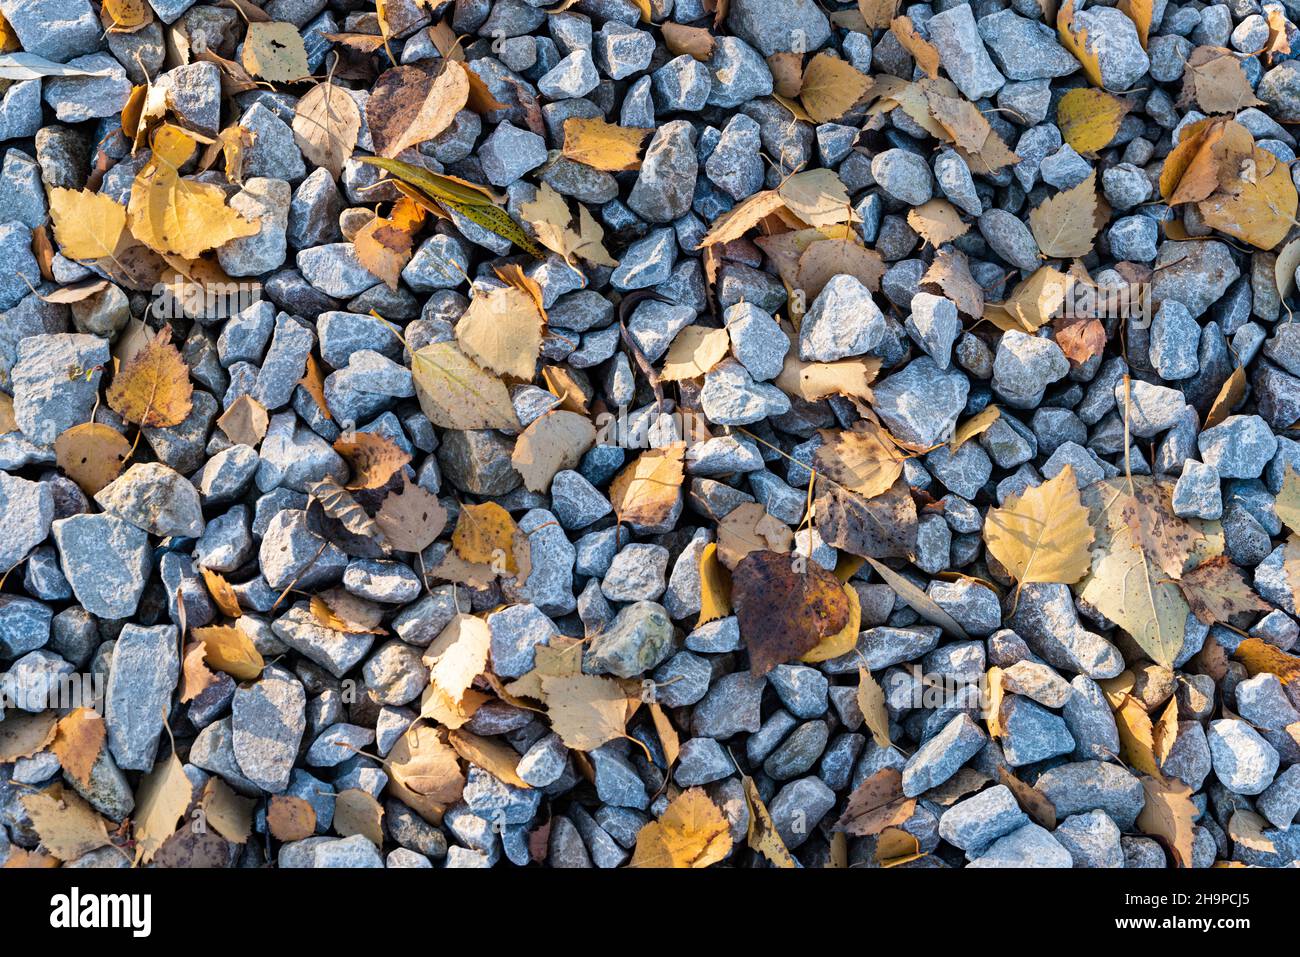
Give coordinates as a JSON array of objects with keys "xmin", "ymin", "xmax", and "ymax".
[
  {"xmin": 334, "ymin": 431, "xmax": 411, "ymax": 490},
  {"xmin": 54, "ymin": 422, "xmax": 131, "ymax": 495},
  {"xmin": 0, "ymin": 710, "xmax": 58, "ymax": 762},
  {"xmin": 833, "ymin": 768, "xmax": 916, "ymax": 836},
  {"xmin": 132, "ymin": 747, "xmax": 193, "ymax": 864},
  {"xmin": 242, "ymin": 20, "xmax": 310, "ymax": 83},
  {"xmin": 373, "ymin": 475, "xmax": 448, "ymax": 552},
  {"xmin": 21, "ymin": 784, "xmax": 113, "ymax": 862},
  {"xmin": 367, "ymin": 61, "xmax": 469, "ymax": 158},
  {"xmin": 267, "ymin": 795, "xmax": 317, "ymax": 842},
  {"xmin": 106, "ymin": 326, "xmax": 194, "ymax": 428},
  {"xmin": 452, "ymin": 501, "xmax": 521, "ymax": 574},
  {"xmin": 802, "ymin": 583, "xmax": 861, "ymax": 663},
  {"xmin": 815, "ymin": 478, "xmax": 918, "ymax": 561},
  {"xmin": 311, "ymin": 588, "xmax": 385, "ymax": 635},
  {"xmin": 661, "ymin": 21, "xmax": 717, "ymax": 60},
  {"xmin": 1057, "ymin": 0, "xmax": 1105, "ymax": 88},
  {"xmin": 864, "ymin": 556, "xmax": 971, "ymax": 639},
  {"xmin": 1177, "ymin": 556, "xmax": 1272, "ymax": 625},
  {"xmin": 743, "ymin": 774, "xmax": 797, "ymax": 867},
  {"xmin": 890, "ymin": 16, "xmax": 941, "ymax": 79},
  {"xmin": 202, "ymin": 777, "xmax": 254, "ymax": 845},
  {"xmin": 984, "ymin": 465, "xmax": 1094, "ymax": 592},
  {"xmin": 1181, "ymin": 46, "xmax": 1264, "ymax": 115},
  {"xmin": 353, "ymin": 195, "xmax": 425, "ymax": 291},
  {"xmin": 907, "ymin": 198, "xmax": 969, "ymax": 247},
  {"xmin": 1233, "ymin": 636, "xmax": 1300, "ymax": 684},
  {"xmin": 629, "ymin": 787, "xmax": 732, "ymax": 868},
  {"xmin": 731, "ymin": 550, "xmax": 851, "ymax": 675}
]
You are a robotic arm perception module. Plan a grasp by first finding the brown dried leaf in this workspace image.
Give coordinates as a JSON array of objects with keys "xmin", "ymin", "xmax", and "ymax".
[
  {"xmin": 368, "ymin": 62, "xmax": 469, "ymax": 158},
  {"xmin": 334, "ymin": 431, "xmax": 411, "ymax": 490},
  {"xmin": 373, "ymin": 475, "xmax": 448, "ymax": 552},
  {"xmin": 732, "ymin": 550, "xmax": 851, "ymax": 675},
  {"xmin": 1178, "ymin": 555, "xmax": 1272, "ymax": 625}
]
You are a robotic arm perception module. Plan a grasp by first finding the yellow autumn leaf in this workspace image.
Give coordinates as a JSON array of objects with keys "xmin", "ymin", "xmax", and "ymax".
[
  {"xmin": 802, "ymin": 583, "xmax": 861, "ymax": 662},
  {"xmin": 890, "ymin": 16, "xmax": 941, "ymax": 79},
  {"xmin": 47, "ymin": 188, "xmax": 127, "ymax": 262},
  {"xmin": 1057, "ymin": 1, "xmax": 1105, "ymax": 87},
  {"xmin": 541, "ymin": 672, "xmax": 630, "ymax": 752},
  {"xmin": 192, "ymin": 624, "xmax": 265, "ymax": 681},
  {"xmin": 511, "ymin": 409, "xmax": 598, "ymax": 493},
  {"xmin": 455, "ymin": 284, "xmax": 545, "ymax": 380},
  {"xmin": 105, "ymin": 327, "xmax": 194, "ymax": 428},
  {"xmin": 983, "ymin": 464, "xmax": 1094, "ymax": 590},
  {"xmin": 813, "ymin": 422, "xmax": 906, "ymax": 499},
  {"xmin": 53, "ymin": 422, "xmax": 131, "ymax": 495},
  {"xmin": 520, "ymin": 181, "xmax": 617, "ymax": 267},
  {"xmin": 561, "ymin": 117, "xmax": 650, "ymax": 171},
  {"xmin": 799, "ymin": 52, "xmax": 873, "ymax": 123},
  {"xmin": 103, "ymin": 0, "xmax": 152, "ymax": 32},
  {"xmin": 452, "ymin": 501, "xmax": 521, "ymax": 572},
  {"xmin": 906, "ymin": 198, "xmax": 969, "ymax": 247},
  {"xmin": 1056, "ymin": 88, "xmax": 1129, "ymax": 154},
  {"xmin": 778, "ymin": 168, "xmax": 854, "ymax": 229},
  {"xmin": 410, "ymin": 339, "xmax": 519, "ymax": 431},
  {"xmin": 950, "ymin": 405, "xmax": 1000, "ymax": 451},
  {"xmin": 661, "ymin": 325, "xmax": 730, "ymax": 381},
  {"xmin": 1029, "ymin": 169, "xmax": 1099, "ymax": 259},
  {"xmin": 127, "ymin": 125, "xmax": 259, "ymax": 259},
  {"xmin": 609, "ymin": 443, "xmax": 686, "ymax": 528},
  {"xmin": 242, "ymin": 21, "xmax": 310, "ymax": 83},
  {"xmin": 697, "ymin": 542, "xmax": 732, "ymax": 626},
  {"xmin": 629, "ymin": 787, "xmax": 732, "ymax": 868}
]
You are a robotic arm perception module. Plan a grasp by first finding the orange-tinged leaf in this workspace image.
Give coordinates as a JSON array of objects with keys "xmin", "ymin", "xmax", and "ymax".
[
  {"xmin": 1233, "ymin": 636, "xmax": 1300, "ymax": 684},
  {"xmin": 890, "ymin": 16, "xmax": 940, "ymax": 79},
  {"xmin": 447, "ymin": 728, "xmax": 530, "ymax": 789},
  {"xmin": 561, "ymin": 117, "xmax": 650, "ymax": 171},
  {"xmin": 192, "ymin": 624, "xmax": 264, "ymax": 680},
  {"xmin": 802, "ymin": 583, "xmax": 861, "ymax": 662},
  {"xmin": 267, "ymin": 795, "xmax": 317, "ymax": 841},
  {"xmin": 743, "ymin": 774, "xmax": 797, "ymax": 867},
  {"xmin": 661, "ymin": 21, "xmax": 716, "ymax": 60},
  {"xmin": 833, "ymin": 768, "xmax": 915, "ymax": 836},
  {"xmin": 1057, "ymin": 0, "xmax": 1105, "ymax": 87},
  {"xmin": 799, "ymin": 52, "xmax": 872, "ymax": 123},
  {"xmin": 334, "ymin": 431, "xmax": 411, "ymax": 490},
  {"xmin": 51, "ymin": 708, "xmax": 106, "ymax": 788},
  {"xmin": 609, "ymin": 443, "xmax": 686, "ymax": 528},
  {"xmin": 629, "ymin": 787, "xmax": 732, "ymax": 868},
  {"xmin": 452, "ymin": 501, "xmax": 521, "ymax": 573},
  {"xmin": 353, "ymin": 195, "xmax": 425, "ymax": 291},
  {"xmin": 200, "ymin": 567, "xmax": 242, "ymax": 618},
  {"xmin": 1057, "ymin": 87, "xmax": 1129, "ymax": 154},
  {"xmin": 105, "ymin": 326, "xmax": 193, "ymax": 428},
  {"xmin": 1137, "ymin": 775, "xmax": 1197, "ymax": 867},
  {"xmin": 54, "ymin": 422, "xmax": 131, "ymax": 495}
]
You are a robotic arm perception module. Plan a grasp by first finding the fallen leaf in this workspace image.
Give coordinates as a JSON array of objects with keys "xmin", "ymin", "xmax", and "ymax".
[
  {"xmin": 1080, "ymin": 476, "xmax": 1197, "ymax": 668},
  {"xmin": 452, "ymin": 502, "xmax": 521, "ymax": 576},
  {"xmin": 767, "ymin": 51, "xmax": 805, "ymax": 98},
  {"xmin": 353, "ymin": 195, "xmax": 425, "ymax": 291},
  {"xmin": 520, "ymin": 181, "xmax": 617, "ymax": 267},
  {"xmin": 716, "ymin": 501, "xmax": 793, "ymax": 570},
  {"xmin": 299, "ymin": 354, "xmax": 331, "ymax": 420},
  {"xmin": 334, "ymin": 788, "xmax": 384, "ymax": 846},
  {"xmin": 1233, "ymin": 636, "xmax": 1300, "ymax": 684},
  {"xmin": 1177, "ymin": 556, "xmax": 1271, "ymax": 625},
  {"xmin": 859, "ymin": 0, "xmax": 900, "ymax": 29},
  {"xmin": 832, "ymin": 768, "xmax": 915, "ymax": 836},
  {"xmin": 180, "ymin": 641, "xmax": 219, "ymax": 703},
  {"xmin": 802, "ymin": 582, "xmax": 861, "ymax": 662},
  {"xmin": 877, "ymin": 827, "xmax": 924, "ymax": 867},
  {"xmin": 661, "ymin": 21, "xmax": 716, "ymax": 60},
  {"xmin": 308, "ymin": 475, "xmax": 387, "ymax": 557},
  {"xmin": 890, "ymin": 16, "xmax": 941, "ymax": 79},
  {"xmin": 1057, "ymin": 0, "xmax": 1104, "ymax": 88},
  {"xmin": 541, "ymin": 672, "xmax": 630, "ymax": 752},
  {"xmin": 106, "ymin": 326, "xmax": 193, "ymax": 428},
  {"xmin": 1000, "ymin": 767, "xmax": 1058, "ymax": 829},
  {"xmin": 511, "ymin": 409, "xmax": 597, "ymax": 493},
  {"xmin": 920, "ymin": 246, "xmax": 985, "ymax": 318},
  {"xmin": 649, "ymin": 702, "xmax": 680, "ymax": 768},
  {"xmin": 984, "ymin": 465, "xmax": 1094, "ymax": 593},
  {"xmin": 103, "ymin": 0, "xmax": 153, "ymax": 31},
  {"xmin": 387, "ymin": 722, "xmax": 464, "ymax": 818},
  {"xmin": 505, "ymin": 636, "xmax": 585, "ymax": 702},
  {"xmin": 334, "ymin": 431, "xmax": 411, "ymax": 490},
  {"xmin": 813, "ymin": 423, "xmax": 907, "ymax": 499},
  {"xmin": 54, "ymin": 422, "xmax": 131, "ymax": 495},
  {"xmin": 455, "ymin": 284, "xmax": 545, "ymax": 380},
  {"xmin": 815, "ymin": 478, "xmax": 917, "ymax": 560},
  {"xmin": 202, "ymin": 777, "xmax": 254, "ymax": 844},
  {"xmin": 216, "ymin": 394, "xmax": 269, "ymax": 448},
  {"xmin": 609, "ymin": 443, "xmax": 686, "ymax": 528},
  {"xmin": 1056, "ymin": 88, "xmax": 1129, "ymax": 154},
  {"xmin": 950, "ymin": 406, "xmax": 1000, "ymax": 452},
  {"xmin": 743, "ymin": 774, "xmax": 797, "ymax": 867},
  {"xmin": 858, "ymin": 666, "xmax": 892, "ymax": 749},
  {"xmin": 311, "ymin": 588, "xmax": 385, "ymax": 635},
  {"xmin": 51, "ymin": 708, "xmax": 106, "ymax": 788},
  {"xmin": 776, "ymin": 354, "xmax": 880, "ymax": 402},
  {"xmin": 373, "ymin": 476, "xmax": 448, "ymax": 552},
  {"xmin": 1054, "ymin": 315, "xmax": 1108, "ymax": 367},
  {"xmin": 799, "ymin": 52, "xmax": 872, "ymax": 123},
  {"xmin": 732, "ymin": 550, "xmax": 850, "ymax": 675},
  {"xmin": 127, "ymin": 125, "xmax": 259, "ymax": 259},
  {"xmin": 21, "ymin": 783, "xmax": 112, "ymax": 862},
  {"xmin": 907, "ymin": 198, "xmax": 969, "ymax": 247},
  {"xmin": 1277, "ymin": 466, "xmax": 1300, "ymax": 536},
  {"xmin": 447, "ymin": 728, "xmax": 530, "ymax": 789},
  {"xmin": 267, "ymin": 795, "xmax": 317, "ymax": 841},
  {"xmin": 367, "ymin": 61, "xmax": 468, "ymax": 158},
  {"xmin": 629, "ymin": 787, "xmax": 732, "ymax": 868},
  {"xmin": 697, "ymin": 190, "xmax": 786, "ymax": 247},
  {"xmin": 795, "ymin": 239, "xmax": 885, "ymax": 298},
  {"xmin": 864, "ymin": 556, "xmax": 971, "ymax": 639},
  {"xmin": 200, "ymin": 567, "xmax": 242, "ymax": 618},
  {"xmin": 0, "ymin": 710, "xmax": 58, "ymax": 762},
  {"xmin": 242, "ymin": 20, "xmax": 310, "ymax": 83},
  {"xmin": 1029, "ymin": 170, "xmax": 1099, "ymax": 259},
  {"xmin": 661, "ymin": 325, "xmax": 730, "ymax": 380},
  {"xmin": 1115, "ymin": 694, "xmax": 1163, "ymax": 778},
  {"xmin": 1228, "ymin": 809, "xmax": 1277, "ymax": 854},
  {"xmin": 988, "ymin": 265, "xmax": 1070, "ymax": 332},
  {"xmin": 410, "ymin": 340, "xmax": 519, "ymax": 431},
  {"xmin": 1137, "ymin": 775, "xmax": 1197, "ymax": 867},
  {"xmin": 561, "ymin": 117, "xmax": 650, "ymax": 171},
  {"xmin": 778, "ymin": 168, "xmax": 854, "ymax": 229},
  {"xmin": 1181, "ymin": 46, "xmax": 1264, "ymax": 115},
  {"xmin": 47, "ymin": 188, "xmax": 127, "ymax": 262},
  {"xmin": 292, "ymin": 80, "xmax": 361, "ymax": 179},
  {"xmin": 132, "ymin": 747, "xmax": 193, "ymax": 864},
  {"xmin": 192, "ymin": 624, "xmax": 265, "ymax": 680}
]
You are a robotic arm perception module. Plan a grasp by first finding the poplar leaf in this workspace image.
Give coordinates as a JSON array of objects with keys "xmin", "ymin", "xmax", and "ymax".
[
  {"xmin": 47, "ymin": 188, "xmax": 127, "ymax": 262},
  {"xmin": 519, "ymin": 182, "xmax": 617, "ymax": 267},
  {"xmin": 455, "ymin": 284, "xmax": 545, "ymax": 380},
  {"xmin": 54, "ymin": 422, "xmax": 131, "ymax": 495},
  {"xmin": 410, "ymin": 340, "xmax": 519, "ymax": 431}
]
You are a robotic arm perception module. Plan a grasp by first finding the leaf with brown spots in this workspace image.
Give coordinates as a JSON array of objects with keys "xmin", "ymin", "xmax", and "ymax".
[
  {"xmin": 367, "ymin": 61, "xmax": 469, "ymax": 158},
  {"xmin": 814, "ymin": 477, "xmax": 918, "ymax": 560},
  {"xmin": 813, "ymin": 422, "xmax": 907, "ymax": 499},
  {"xmin": 452, "ymin": 501, "xmax": 521, "ymax": 574},
  {"xmin": 832, "ymin": 768, "xmax": 916, "ymax": 836},
  {"xmin": 106, "ymin": 326, "xmax": 193, "ymax": 428},
  {"xmin": 373, "ymin": 476, "xmax": 448, "ymax": 553},
  {"xmin": 54, "ymin": 422, "xmax": 131, "ymax": 495},
  {"xmin": 1177, "ymin": 556, "xmax": 1272, "ymax": 626},
  {"xmin": 716, "ymin": 501, "xmax": 794, "ymax": 570},
  {"xmin": 731, "ymin": 550, "xmax": 851, "ymax": 675}
]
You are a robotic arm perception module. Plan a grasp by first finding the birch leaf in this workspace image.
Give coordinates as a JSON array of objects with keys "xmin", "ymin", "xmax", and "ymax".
[
  {"xmin": 732, "ymin": 550, "xmax": 851, "ymax": 675},
  {"xmin": 455, "ymin": 284, "xmax": 545, "ymax": 380},
  {"xmin": 799, "ymin": 52, "xmax": 872, "ymax": 123},
  {"xmin": 519, "ymin": 181, "xmax": 617, "ymax": 267},
  {"xmin": 629, "ymin": 787, "xmax": 732, "ymax": 868},
  {"xmin": 813, "ymin": 422, "xmax": 906, "ymax": 499},
  {"xmin": 106, "ymin": 326, "xmax": 193, "ymax": 428},
  {"xmin": 983, "ymin": 465, "xmax": 1094, "ymax": 587},
  {"xmin": 1029, "ymin": 170, "xmax": 1099, "ymax": 259},
  {"xmin": 661, "ymin": 325, "xmax": 730, "ymax": 380},
  {"xmin": 54, "ymin": 422, "xmax": 131, "ymax": 495},
  {"xmin": 1057, "ymin": 88, "xmax": 1129, "ymax": 154},
  {"xmin": 242, "ymin": 21, "xmax": 310, "ymax": 83},
  {"xmin": 373, "ymin": 476, "xmax": 447, "ymax": 553},
  {"xmin": 410, "ymin": 340, "xmax": 519, "ymax": 431},
  {"xmin": 292, "ymin": 81, "xmax": 361, "ymax": 179},
  {"xmin": 541, "ymin": 672, "xmax": 629, "ymax": 752},
  {"xmin": 609, "ymin": 443, "xmax": 686, "ymax": 527},
  {"xmin": 561, "ymin": 117, "xmax": 650, "ymax": 171},
  {"xmin": 511, "ymin": 409, "xmax": 598, "ymax": 493}
]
